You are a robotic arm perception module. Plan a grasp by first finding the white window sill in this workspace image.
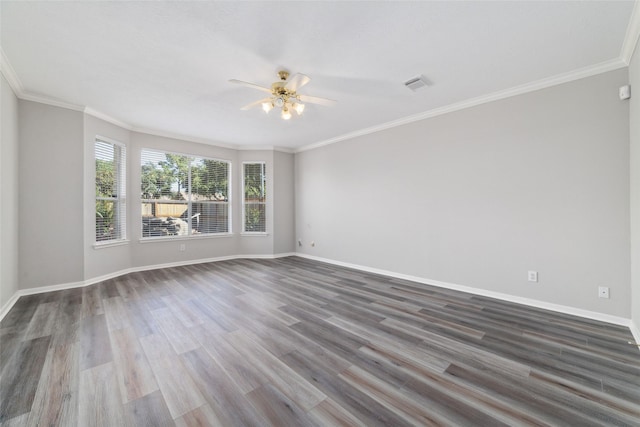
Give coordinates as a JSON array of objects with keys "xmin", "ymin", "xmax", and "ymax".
[
  {"xmin": 93, "ymin": 239, "xmax": 130, "ymax": 249},
  {"xmin": 241, "ymin": 232, "xmax": 269, "ymax": 237},
  {"xmin": 139, "ymin": 233, "xmax": 234, "ymax": 243}
]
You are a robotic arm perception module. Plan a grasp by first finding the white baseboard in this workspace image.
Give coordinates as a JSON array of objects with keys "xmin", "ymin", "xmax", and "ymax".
[
  {"xmin": 630, "ymin": 321, "xmax": 640, "ymax": 348},
  {"xmin": 0, "ymin": 292, "xmax": 21, "ymax": 322},
  {"xmin": 294, "ymin": 253, "xmax": 634, "ymax": 329},
  {"xmin": 0, "ymin": 252, "xmax": 296, "ymax": 322}
]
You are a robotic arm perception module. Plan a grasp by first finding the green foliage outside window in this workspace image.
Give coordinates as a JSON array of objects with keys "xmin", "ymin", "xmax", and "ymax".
[
  {"xmin": 141, "ymin": 154, "xmax": 228, "ymax": 201},
  {"xmin": 96, "ymin": 158, "xmax": 117, "ymax": 241},
  {"xmin": 243, "ymin": 163, "xmax": 266, "ymax": 232}
]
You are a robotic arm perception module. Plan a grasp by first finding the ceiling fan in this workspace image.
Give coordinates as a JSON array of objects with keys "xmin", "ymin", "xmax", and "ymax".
[{"xmin": 229, "ymin": 70, "xmax": 336, "ymax": 120}]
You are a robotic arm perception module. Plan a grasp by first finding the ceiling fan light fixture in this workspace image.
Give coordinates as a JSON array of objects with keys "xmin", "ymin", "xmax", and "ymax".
[
  {"xmin": 231, "ymin": 70, "xmax": 336, "ymax": 120},
  {"xmin": 294, "ymin": 103, "xmax": 305, "ymax": 115},
  {"xmin": 262, "ymin": 102, "xmax": 273, "ymax": 113}
]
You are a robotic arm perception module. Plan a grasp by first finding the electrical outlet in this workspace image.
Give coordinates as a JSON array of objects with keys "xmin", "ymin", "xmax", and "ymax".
[
  {"xmin": 598, "ymin": 286, "xmax": 610, "ymax": 299},
  {"xmin": 528, "ymin": 271, "xmax": 538, "ymax": 282},
  {"xmin": 179, "ymin": 244, "xmax": 186, "ymax": 252}
]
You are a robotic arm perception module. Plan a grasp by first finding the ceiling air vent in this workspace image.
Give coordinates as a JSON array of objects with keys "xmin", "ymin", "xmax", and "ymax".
[{"xmin": 404, "ymin": 75, "xmax": 429, "ymax": 92}]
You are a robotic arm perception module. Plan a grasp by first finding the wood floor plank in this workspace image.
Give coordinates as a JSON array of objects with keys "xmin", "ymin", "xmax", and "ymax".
[
  {"xmin": 174, "ymin": 404, "xmax": 224, "ymax": 427},
  {"xmin": 109, "ymin": 327, "xmax": 159, "ymax": 403},
  {"xmin": 26, "ymin": 341, "xmax": 79, "ymax": 427},
  {"xmin": 103, "ymin": 296, "xmax": 133, "ymax": 331},
  {"xmin": 2, "ymin": 257, "xmax": 638, "ymax": 426},
  {"xmin": 245, "ymin": 383, "xmax": 316, "ymax": 427},
  {"xmin": 529, "ymin": 368, "xmax": 640, "ymax": 422},
  {"xmin": 99, "ymin": 279, "xmax": 121, "ymax": 299},
  {"xmin": 0, "ymin": 336, "xmax": 51, "ymax": 422},
  {"xmin": 115, "ymin": 277, "xmax": 141, "ymax": 302},
  {"xmin": 50, "ymin": 291, "xmax": 82, "ymax": 346},
  {"xmin": 122, "ymin": 389, "xmax": 174, "ymax": 427},
  {"xmin": 384, "ymin": 317, "xmax": 533, "ymax": 378},
  {"xmin": 179, "ymin": 346, "xmax": 266, "ymax": 426},
  {"xmin": 150, "ymin": 307, "xmax": 200, "ymax": 354},
  {"xmin": 81, "ymin": 285, "xmax": 104, "ymax": 318},
  {"xmin": 139, "ymin": 333, "xmax": 206, "ymax": 419},
  {"xmin": 0, "ymin": 331, "xmax": 21, "ymax": 380},
  {"xmin": 0, "ymin": 413, "xmax": 28, "ymax": 427},
  {"xmin": 78, "ymin": 362, "xmax": 125, "ymax": 427},
  {"xmin": 325, "ymin": 315, "xmax": 450, "ymax": 374},
  {"xmin": 160, "ymin": 294, "xmax": 206, "ymax": 328},
  {"xmin": 307, "ymin": 398, "xmax": 367, "ymax": 427},
  {"xmin": 339, "ymin": 364, "xmax": 452, "ymax": 426},
  {"xmin": 444, "ymin": 362, "xmax": 607, "ymax": 426},
  {"xmin": 22, "ymin": 302, "xmax": 59, "ymax": 341},
  {"xmin": 124, "ymin": 298, "xmax": 158, "ymax": 338},
  {"xmin": 190, "ymin": 325, "xmax": 267, "ymax": 394},
  {"xmin": 79, "ymin": 314, "xmax": 113, "ymax": 371},
  {"xmin": 1, "ymin": 295, "xmax": 39, "ymax": 327},
  {"xmin": 222, "ymin": 329, "xmax": 327, "ymax": 411}
]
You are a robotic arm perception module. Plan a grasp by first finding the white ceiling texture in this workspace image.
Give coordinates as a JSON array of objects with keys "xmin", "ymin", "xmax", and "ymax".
[{"xmin": 1, "ymin": 1, "xmax": 638, "ymax": 151}]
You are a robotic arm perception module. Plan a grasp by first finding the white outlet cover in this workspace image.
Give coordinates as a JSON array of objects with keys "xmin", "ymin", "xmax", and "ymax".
[
  {"xmin": 528, "ymin": 271, "xmax": 538, "ymax": 282},
  {"xmin": 598, "ymin": 286, "xmax": 610, "ymax": 298}
]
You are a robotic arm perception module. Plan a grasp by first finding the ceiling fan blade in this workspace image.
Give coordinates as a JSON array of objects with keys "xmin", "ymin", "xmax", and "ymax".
[
  {"xmin": 298, "ymin": 94, "xmax": 337, "ymax": 107},
  {"xmin": 229, "ymin": 79, "xmax": 272, "ymax": 94},
  {"xmin": 240, "ymin": 98, "xmax": 272, "ymax": 111},
  {"xmin": 285, "ymin": 73, "xmax": 311, "ymax": 92}
]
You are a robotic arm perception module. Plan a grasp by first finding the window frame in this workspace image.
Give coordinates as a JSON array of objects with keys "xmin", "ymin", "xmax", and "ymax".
[
  {"xmin": 241, "ymin": 161, "xmax": 267, "ymax": 235},
  {"xmin": 94, "ymin": 136, "xmax": 127, "ymax": 246},
  {"xmin": 140, "ymin": 148, "xmax": 232, "ymax": 240}
]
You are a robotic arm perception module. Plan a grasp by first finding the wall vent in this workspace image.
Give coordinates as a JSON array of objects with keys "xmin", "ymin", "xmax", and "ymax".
[{"xmin": 404, "ymin": 75, "xmax": 429, "ymax": 91}]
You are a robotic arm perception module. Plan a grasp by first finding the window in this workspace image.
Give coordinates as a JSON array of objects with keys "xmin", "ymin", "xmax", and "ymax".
[
  {"xmin": 141, "ymin": 149, "xmax": 230, "ymax": 238},
  {"xmin": 243, "ymin": 162, "xmax": 266, "ymax": 233},
  {"xmin": 95, "ymin": 138, "xmax": 126, "ymax": 243}
]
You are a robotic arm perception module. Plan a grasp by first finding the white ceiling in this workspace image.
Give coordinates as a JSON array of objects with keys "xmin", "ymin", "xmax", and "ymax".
[{"xmin": 1, "ymin": 1, "xmax": 637, "ymax": 150}]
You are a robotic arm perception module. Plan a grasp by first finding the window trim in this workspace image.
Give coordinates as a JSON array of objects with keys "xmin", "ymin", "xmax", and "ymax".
[
  {"xmin": 241, "ymin": 161, "xmax": 267, "ymax": 235},
  {"xmin": 95, "ymin": 136, "xmax": 127, "ymax": 245},
  {"xmin": 140, "ymin": 148, "xmax": 233, "ymax": 240}
]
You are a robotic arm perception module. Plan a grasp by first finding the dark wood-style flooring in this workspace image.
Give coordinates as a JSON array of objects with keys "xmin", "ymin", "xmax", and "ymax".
[{"xmin": 1, "ymin": 256, "xmax": 639, "ymax": 426}]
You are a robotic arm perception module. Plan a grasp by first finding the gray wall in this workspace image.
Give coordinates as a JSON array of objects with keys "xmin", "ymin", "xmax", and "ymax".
[
  {"xmin": 295, "ymin": 69, "xmax": 631, "ymax": 317},
  {"xmin": 18, "ymin": 100, "xmax": 85, "ymax": 288},
  {"xmin": 1, "ymin": 74, "xmax": 19, "ymax": 308},
  {"xmin": 273, "ymin": 151, "xmax": 295, "ymax": 254},
  {"xmin": 630, "ymin": 44, "xmax": 640, "ymax": 333}
]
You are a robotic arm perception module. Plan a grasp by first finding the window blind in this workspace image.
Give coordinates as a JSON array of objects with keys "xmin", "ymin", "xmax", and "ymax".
[
  {"xmin": 95, "ymin": 139, "xmax": 126, "ymax": 242},
  {"xmin": 243, "ymin": 162, "xmax": 266, "ymax": 233},
  {"xmin": 140, "ymin": 149, "xmax": 230, "ymax": 238}
]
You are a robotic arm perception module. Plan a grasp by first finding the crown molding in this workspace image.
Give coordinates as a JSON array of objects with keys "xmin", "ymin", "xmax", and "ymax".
[
  {"xmin": 296, "ymin": 58, "xmax": 628, "ymax": 153},
  {"xmin": 19, "ymin": 92, "xmax": 84, "ymax": 112},
  {"xmin": 237, "ymin": 145, "xmax": 295, "ymax": 153},
  {"xmin": 84, "ymin": 107, "xmax": 133, "ymax": 130},
  {"xmin": 273, "ymin": 146, "xmax": 296, "ymax": 154},
  {"xmin": 0, "ymin": 48, "xmax": 24, "ymax": 95},
  {"xmin": 2, "ymin": 48, "xmax": 85, "ymax": 111},
  {"xmin": 621, "ymin": 0, "xmax": 640, "ymax": 64}
]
